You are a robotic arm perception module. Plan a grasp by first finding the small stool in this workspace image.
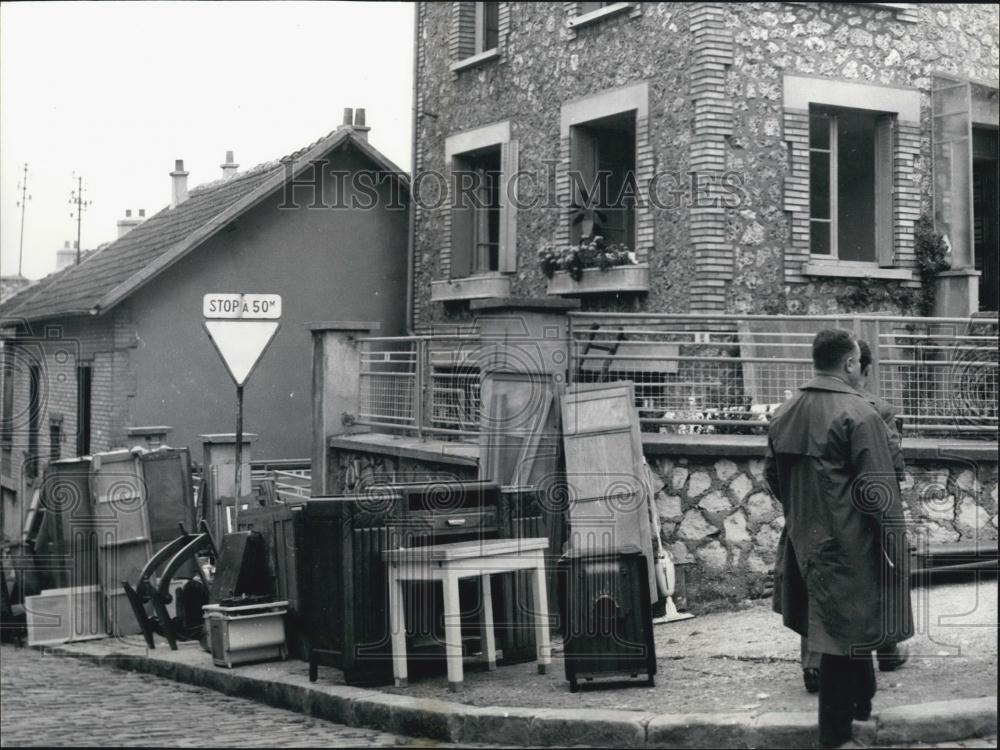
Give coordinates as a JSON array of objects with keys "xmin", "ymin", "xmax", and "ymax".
[{"xmin": 383, "ymin": 537, "xmax": 551, "ymax": 692}]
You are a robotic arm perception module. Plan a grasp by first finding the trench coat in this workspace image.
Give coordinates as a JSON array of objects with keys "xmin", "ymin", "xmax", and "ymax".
[
  {"xmin": 862, "ymin": 388, "xmax": 906, "ymax": 484},
  {"xmin": 766, "ymin": 376, "xmax": 914, "ymax": 655}
]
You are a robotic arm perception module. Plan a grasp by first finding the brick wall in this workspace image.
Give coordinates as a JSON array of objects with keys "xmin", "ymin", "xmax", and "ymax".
[
  {"xmin": 1, "ymin": 309, "xmax": 137, "ymax": 511},
  {"xmin": 412, "ymin": 2, "xmax": 999, "ymax": 326}
]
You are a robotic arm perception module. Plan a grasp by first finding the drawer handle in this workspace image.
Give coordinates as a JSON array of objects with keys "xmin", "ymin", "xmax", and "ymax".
[{"xmin": 446, "ymin": 518, "xmax": 467, "ymax": 526}]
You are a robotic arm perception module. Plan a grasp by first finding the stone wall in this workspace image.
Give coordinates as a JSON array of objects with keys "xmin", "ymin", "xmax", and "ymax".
[{"xmin": 647, "ymin": 452, "xmax": 1000, "ymax": 603}]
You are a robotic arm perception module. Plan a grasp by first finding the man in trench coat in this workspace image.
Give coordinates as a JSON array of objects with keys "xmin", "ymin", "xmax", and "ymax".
[
  {"xmin": 797, "ymin": 339, "xmax": 912, "ymax": 691},
  {"xmin": 766, "ymin": 329, "xmax": 913, "ymax": 748}
]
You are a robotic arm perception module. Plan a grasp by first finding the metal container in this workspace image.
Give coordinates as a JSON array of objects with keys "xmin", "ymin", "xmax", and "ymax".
[{"xmin": 203, "ymin": 600, "xmax": 287, "ymax": 668}]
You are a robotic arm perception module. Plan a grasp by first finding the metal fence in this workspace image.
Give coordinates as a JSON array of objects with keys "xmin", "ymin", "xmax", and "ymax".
[
  {"xmin": 569, "ymin": 312, "xmax": 998, "ymax": 438},
  {"xmin": 355, "ymin": 315, "xmax": 998, "ymax": 440},
  {"xmin": 357, "ymin": 335, "xmax": 483, "ymax": 437}
]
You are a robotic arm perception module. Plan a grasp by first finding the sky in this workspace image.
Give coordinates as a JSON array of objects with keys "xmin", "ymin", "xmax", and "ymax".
[{"xmin": 0, "ymin": 1, "xmax": 414, "ymax": 281}]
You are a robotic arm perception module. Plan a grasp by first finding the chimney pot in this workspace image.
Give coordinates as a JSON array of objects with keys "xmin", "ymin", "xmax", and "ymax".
[
  {"xmin": 139, "ymin": 209, "xmax": 145, "ymax": 218},
  {"xmin": 350, "ymin": 106, "xmax": 371, "ymax": 142},
  {"xmin": 170, "ymin": 159, "xmax": 189, "ymax": 208},
  {"xmin": 343, "ymin": 107, "xmax": 354, "ymax": 126},
  {"xmin": 126, "ymin": 209, "xmax": 132, "ymax": 218},
  {"xmin": 220, "ymin": 150, "xmax": 240, "ymax": 179},
  {"xmin": 64, "ymin": 241, "xmax": 69, "ymax": 248}
]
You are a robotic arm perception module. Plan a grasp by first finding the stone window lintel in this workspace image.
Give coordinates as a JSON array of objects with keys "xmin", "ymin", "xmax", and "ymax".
[{"xmin": 567, "ymin": 2, "xmax": 636, "ymax": 30}]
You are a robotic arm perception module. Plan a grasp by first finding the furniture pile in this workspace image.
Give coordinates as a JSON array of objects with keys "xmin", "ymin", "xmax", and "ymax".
[{"xmin": 18, "ymin": 447, "xmax": 198, "ymax": 646}]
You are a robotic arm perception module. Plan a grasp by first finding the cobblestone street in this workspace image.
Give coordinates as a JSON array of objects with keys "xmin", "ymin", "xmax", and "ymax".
[{"xmin": 0, "ymin": 646, "xmax": 440, "ymax": 748}]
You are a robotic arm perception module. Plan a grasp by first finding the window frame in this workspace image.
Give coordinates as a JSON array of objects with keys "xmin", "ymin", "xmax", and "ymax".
[
  {"xmin": 559, "ymin": 82, "xmax": 650, "ymax": 261},
  {"xmin": 784, "ymin": 75, "xmax": 921, "ymax": 280},
  {"xmin": 444, "ymin": 120, "xmax": 518, "ymax": 280},
  {"xmin": 807, "ymin": 105, "xmax": 895, "ymax": 266},
  {"xmin": 568, "ymin": 113, "xmax": 638, "ymax": 249}
]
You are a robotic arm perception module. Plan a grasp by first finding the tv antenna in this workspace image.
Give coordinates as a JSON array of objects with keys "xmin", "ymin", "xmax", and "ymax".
[
  {"xmin": 16, "ymin": 163, "xmax": 31, "ymax": 276},
  {"xmin": 69, "ymin": 173, "xmax": 92, "ymax": 264}
]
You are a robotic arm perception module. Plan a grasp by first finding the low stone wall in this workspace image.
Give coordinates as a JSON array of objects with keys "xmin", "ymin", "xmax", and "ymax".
[
  {"xmin": 647, "ymin": 452, "xmax": 999, "ymax": 603},
  {"xmin": 327, "ymin": 434, "xmax": 998, "ymax": 608}
]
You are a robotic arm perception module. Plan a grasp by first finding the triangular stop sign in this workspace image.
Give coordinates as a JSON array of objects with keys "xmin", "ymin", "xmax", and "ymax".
[{"xmin": 204, "ymin": 320, "xmax": 280, "ymax": 387}]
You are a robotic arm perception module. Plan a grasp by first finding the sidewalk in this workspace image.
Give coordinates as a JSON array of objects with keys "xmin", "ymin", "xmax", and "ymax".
[{"xmin": 30, "ymin": 580, "xmax": 997, "ymax": 748}]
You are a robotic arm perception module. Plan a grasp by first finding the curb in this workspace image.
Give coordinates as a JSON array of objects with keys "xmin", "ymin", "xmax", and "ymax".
[{"xmin": 39, "ymin": 644, "xmax": 997, "ymax": 748}]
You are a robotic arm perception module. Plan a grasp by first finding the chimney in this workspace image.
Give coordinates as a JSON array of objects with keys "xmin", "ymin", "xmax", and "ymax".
[
  {"xmin": 220, "ymin": 150, "xmax": 239, "ymax": 179},
  {"xmin": 139, "ymin": 209, "xmax": 145, "ymax": 218},
  {"xmin": 343, "ymin": 107, "xmax": 354, "ymax": 128},
  {"xmin": 170, "ymin": 159, "xmax": 189, "ymax": 208},
  {"xmin": 117, "ymin": 208, "xmax": 143, "ymax": 238},
  {"xmin": 57, "ymin": 241, "xmax": 75, "ymax": 270},
  {"xmin": 352, "ymin": 108, "xmax": 370, "ymax": 142}
]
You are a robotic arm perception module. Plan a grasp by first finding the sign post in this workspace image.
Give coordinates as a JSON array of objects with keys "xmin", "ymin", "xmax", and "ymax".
[{"xmin": 203, "ymin": 293, "xmax": 282, "ymax": 529}]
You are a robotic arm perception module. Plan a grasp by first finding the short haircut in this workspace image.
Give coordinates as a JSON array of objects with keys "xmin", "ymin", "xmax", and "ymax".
[
  {"xmin": 858, "ymin": 339, "xmax": 873, "ymax": 371},
  {"xmin": 812, "ymin": 328, "xmax": 857, "ymax": 371}
]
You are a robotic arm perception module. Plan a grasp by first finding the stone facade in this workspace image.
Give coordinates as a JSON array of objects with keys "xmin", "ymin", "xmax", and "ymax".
[{"xmin": 412, "ymin": 2, "xmax": 1000, "ymax": 327}]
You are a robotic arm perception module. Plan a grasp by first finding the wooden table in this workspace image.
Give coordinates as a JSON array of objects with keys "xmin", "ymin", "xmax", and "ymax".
[{"xmin": 383, "ymin": 537, "xmax": 551, "ymax": 692}]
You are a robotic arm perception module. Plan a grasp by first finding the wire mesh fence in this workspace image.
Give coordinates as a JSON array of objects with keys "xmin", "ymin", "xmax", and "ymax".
[
  {"xmin": 569, "ymin": 312, "xmax": 998, "ymax": 438},
  {"xmin": 355, "ymin": 315, "xmax": 997, "ymax": 440},
  {"xmin": 358, "ymin": 335, "xmax": 482, "ymax": 437}
]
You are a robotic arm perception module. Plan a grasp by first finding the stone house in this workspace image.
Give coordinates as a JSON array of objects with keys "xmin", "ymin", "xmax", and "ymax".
[
  {"xmin": 0, "ymin": 111, "xmax": 409, "ymax": 521},
  {"xmin": 410, "ymin": 2, "xmax": 999, "ymax": 326}
]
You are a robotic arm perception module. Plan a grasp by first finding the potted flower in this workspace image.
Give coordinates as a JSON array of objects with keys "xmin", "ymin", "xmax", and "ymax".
[{"xmin": 538, "ymin": 235, "xmax": 648, "ymax": 294}]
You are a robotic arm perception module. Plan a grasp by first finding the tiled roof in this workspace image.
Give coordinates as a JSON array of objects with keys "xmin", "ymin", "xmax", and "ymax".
[{"xmin": 1, "ymin": 127, "xmax": 405, "ymax": 323}]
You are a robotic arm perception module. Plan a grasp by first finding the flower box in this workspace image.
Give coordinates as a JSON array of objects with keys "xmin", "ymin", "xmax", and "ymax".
[
  {"xmin": 547, "ymin": 263, "xmax": 650, "ymax": 295},
  {"xmin": 430, "ymin": 273, "xmax": 512, "ymax": 303}
]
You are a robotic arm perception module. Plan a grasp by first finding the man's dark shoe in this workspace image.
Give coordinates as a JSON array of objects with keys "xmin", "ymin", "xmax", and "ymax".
[
  {"xmin": 877, "ymin": 643, "xmax": 909, "ymax": 672},
  {"xmin": 853, "ymin": 698, "xmax": 872, "ymax": 721},
  {"xmin": 803, "ymin": 668, "xmax": 820, "ymax": 693}
]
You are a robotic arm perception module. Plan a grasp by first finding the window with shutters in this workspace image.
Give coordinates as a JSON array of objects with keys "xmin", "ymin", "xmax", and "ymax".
[
  {"xmin": 452, "ymin": 146, "xmax": 502, "ymax": 274},
  {"xmin": 439, "ymin": 121, "xmax": 519, "ymax": 291},
  {"xmin": 569, "ymin": 111, "xmax": 637, "ymax": 249},
  {"xmin": 808, "ymin": 106, "xmax": 895, "ymax": 264}
]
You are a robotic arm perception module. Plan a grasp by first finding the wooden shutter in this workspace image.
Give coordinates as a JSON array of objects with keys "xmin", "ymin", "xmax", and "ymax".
[
  {"xmin": 932, "ymin": 75, "xmax": 974, "ymax": 268},
  {"xmin": 451, "ymin": 2, "xmax": 477, "ymax": 61},
  {"xmin": 570, "ymin": 127, "xmax": 598, "ymax": 242},
  {"xmin": 875, "ymin": 115, "xmax": 895, "ymax": 267},
  {"xmin": 560, "ymin": 382, "xmax": 656, "ymax": 602},
  {"xmin": 450, "ymin": 156, "xmax": 473, "ymax": 279},
  {"xmin": 498, "ymin": 139, "xmax": 518, "ymax": 272}
]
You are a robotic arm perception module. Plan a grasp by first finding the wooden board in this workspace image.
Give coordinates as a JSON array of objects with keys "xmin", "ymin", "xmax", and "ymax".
[
  {"xmin": 91, "ymin": 451, "xmax": 152, "ymax": 635},
  {"xmin": 479, "ymin": 371, "xmax": 559, "ymax": 486},
  {"xmin": 40, "ymin": 458, "xmax": 97, "ymax": 588},
  {"xmin": 560, "ymin": 382, "xmax": 656, "ymax": 602},
  {"xmin": 139, "ymin": 449, "xmax": 195, "ymax": 546}
]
